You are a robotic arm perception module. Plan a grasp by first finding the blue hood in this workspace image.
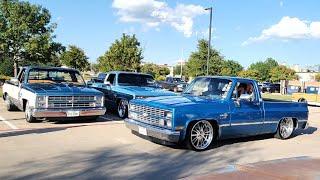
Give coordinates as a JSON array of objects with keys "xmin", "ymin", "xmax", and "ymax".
[
  {"xmin": 132, "ymin": 95, "xmax": 223, "ymax": 109},
  {"xmin": 24, "ymin": 83, "xmax": 103, "ymax": 96},
  {"xmin": 113, "ymin": 86, "xmax": 176, "ymax": 97}
]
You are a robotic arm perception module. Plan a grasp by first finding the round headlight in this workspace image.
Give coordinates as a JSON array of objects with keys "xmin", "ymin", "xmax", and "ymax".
[
  {"xmin": 166, "ymin": 119, "xmax": 172, "ymax": 128},
  {"xmin": 165, "ymin": 112, "xmax": 172, "ymax": 118},
  {"xmin": 159, "ymin": 119, "xmax": 165, "ymax": 126}
]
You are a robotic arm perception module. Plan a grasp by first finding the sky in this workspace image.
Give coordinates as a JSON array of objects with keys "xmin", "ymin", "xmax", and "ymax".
[{"xmin": 27, "ymin": 0, "xmax": 320, "ymax": 68}]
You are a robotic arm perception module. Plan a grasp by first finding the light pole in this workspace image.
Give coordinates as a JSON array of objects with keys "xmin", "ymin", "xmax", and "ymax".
[{"xmin": 205, "ymin": 7, "xmax": 212, "ymax": 76}]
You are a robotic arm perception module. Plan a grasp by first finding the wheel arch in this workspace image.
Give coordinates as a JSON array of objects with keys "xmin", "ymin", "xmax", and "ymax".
[
  {"xmin": 276, "ymin": 117, "xmax": 298, "ymax": 130},
  {"xmin": 184, "ymin": 119, "xmax": 220, "ymax": 140},
  {"xmin": 22, "ymin": 99, "xmax": 28, "ymax": 111}
]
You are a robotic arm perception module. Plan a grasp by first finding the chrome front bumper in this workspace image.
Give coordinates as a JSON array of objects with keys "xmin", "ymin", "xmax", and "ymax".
[
  {"xmin": 32, "ymin": 107, "xmax": 106, "ymax": 118},
  {"xmin": 124, "ymin": 118, "xmax": 181, "ymax": 143}
]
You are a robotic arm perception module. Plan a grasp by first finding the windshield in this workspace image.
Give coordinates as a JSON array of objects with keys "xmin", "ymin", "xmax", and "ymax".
[
  {"xmin": 27, "ymin": 69, "xmax": 86, "ymax": 86},
  {"xmin": 183, "ymin": 77, "xmax": 233, "ymax": 99},
  {"xmin": 118, "ymin": 73, "xmax": 155, "ymax": 86}
]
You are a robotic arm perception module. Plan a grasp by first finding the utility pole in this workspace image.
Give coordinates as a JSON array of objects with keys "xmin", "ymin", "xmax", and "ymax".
[{"xmin": 205, "ymin": 7, "xmax": 213, "ymax": 76}]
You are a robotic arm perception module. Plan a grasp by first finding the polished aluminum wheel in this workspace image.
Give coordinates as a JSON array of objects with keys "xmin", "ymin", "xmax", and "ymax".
[
  {"xmin": 279, "ymin": 118, "xmax": 294, "ymax": 139},
  {"xmin": 190, "ymin": 120, "xmax": 214, "ymax": 150},
  {"xmin": 118, "ymin": 99, "xmax": 128, "ymax": 118}
]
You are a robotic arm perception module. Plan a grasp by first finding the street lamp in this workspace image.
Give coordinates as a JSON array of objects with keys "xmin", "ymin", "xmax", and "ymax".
[{"xmin": 205, "ymin": 7, "xmax": 213, "ymax": 76}]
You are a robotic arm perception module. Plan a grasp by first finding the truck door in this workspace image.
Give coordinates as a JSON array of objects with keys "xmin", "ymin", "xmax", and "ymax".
[
  {"xmin": 228, "ymin": 81, "xmax": 264, "ymax": 136},
  {"xmin": 11, "ymin": 69, "xmax": 25, "ymax": 109},
  {"xmin": 104, "ymin": 73, "xmax": 116, "ymax": 108}
]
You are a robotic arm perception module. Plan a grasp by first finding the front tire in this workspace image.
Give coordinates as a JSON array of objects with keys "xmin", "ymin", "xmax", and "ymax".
[
  {"xmin": 275, "ymin": 118, "xmax": 294, "ymax": 139},
  {"xmin": 117, "ymin": 99, "xmax": 128, "ymax": 119},
  {"xmin": 25, "ymin": 101, "xmax": 37, "ymax": 123},
  {"xmin": 185, "ymin": 120, "xmax": 215, "ymax": 151}
]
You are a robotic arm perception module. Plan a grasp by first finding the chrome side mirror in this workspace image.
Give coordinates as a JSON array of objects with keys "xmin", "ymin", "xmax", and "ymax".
[{"xmin": 11, "ymin": 78, "xmax": 19, "ymax": 86}]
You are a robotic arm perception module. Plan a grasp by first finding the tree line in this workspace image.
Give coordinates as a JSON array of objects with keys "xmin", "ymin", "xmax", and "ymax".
[
  {"xmin": 0, "ymin": 0, "xmax": 311, "ymax": 83},
  {"xmin": 0, "ymin": 0, "xmax": 90, "ymax": 77}
]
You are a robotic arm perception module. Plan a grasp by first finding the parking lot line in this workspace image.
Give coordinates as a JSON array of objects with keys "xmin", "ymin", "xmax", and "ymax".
[{"xmin": 0, "ymin": 116, "xmax": 18, "ymax": 130}]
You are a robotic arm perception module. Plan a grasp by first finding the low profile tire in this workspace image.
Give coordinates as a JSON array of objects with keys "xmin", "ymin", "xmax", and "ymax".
[
  {"xmin": 4, "ymin": 94, "xmax": 15, "ymax": 111},
  {"xmin": 117, "ymin": 99, "xmax": 128, "ymax": 119},
  {"xmin": 25, "ymin": 101, "xmax": 38, "ymax": 123},
  {"xmin": 275, "ymin": 118, "xmax": 294, "ymax": 139},
  {"xmin": 185, "ymin": 120, "xmax": 215, "ymax": 151}
]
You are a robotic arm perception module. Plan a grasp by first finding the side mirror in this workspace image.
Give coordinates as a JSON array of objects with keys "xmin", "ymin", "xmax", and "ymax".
[
  {"xmin": 102, "ymin": 84, "xmax": 111, "ymax": 90},
  {"xmin": 11, "ymin": 78, "xmax": 19, "ymax": 86}
]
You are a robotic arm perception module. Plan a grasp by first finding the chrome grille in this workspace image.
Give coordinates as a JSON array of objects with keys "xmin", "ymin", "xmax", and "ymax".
[
  {"xmin": 129, "ymin": 103, "xmax": 171, "ymax": 126},
  {"xmin": 48, "ymin": 96, "xmax": 95, "ymax": 108}
]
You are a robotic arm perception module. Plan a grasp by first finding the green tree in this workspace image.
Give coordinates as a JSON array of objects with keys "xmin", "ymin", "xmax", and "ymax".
[
  {"xmin": 173, "ymin": 64, "xmax": 187, "ymax": 77},
  {"xmin": 248, "ymin": 58, "xmax": 279, "ymax": 82},
  {"xmin": 98, "ymin": 33, "xmax": 143, "ymax": 72},
  {"xmin": 220, "ymin": 60, "xmax": 243, "ymax": 76},
  {"xmin": 0, "ymin": 58, "xmax": 13, "ymax": 76},
  {"xmin": 141, "ymin": 63, "xmax": 170, "ymax": 81},
  {"xmin": 269, "ymin": 65, "xmax": 297, "ymax": 82},
  {"xmin": 315, "ymin": 73, "xmax": 320, "ymax": 82},
  {"xmin": 238, "ymin": 69, "xmax": 260, "ymax": 81},
  {"xmin": 60, "ymin": 45, "xmax": 89, "ymax": 72},
  {"xmin": 186, "ymin": 39, "xmax": 224, "ymax": 77},
  {"xmin": 0, "ymin": 0, "xmax": 64, "ymax": 76}
]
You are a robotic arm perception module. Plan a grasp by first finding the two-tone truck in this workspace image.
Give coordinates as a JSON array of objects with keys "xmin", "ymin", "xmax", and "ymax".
[{"xmin": 2, "ymin": 66, "xmax": 106, "ymax": 122}]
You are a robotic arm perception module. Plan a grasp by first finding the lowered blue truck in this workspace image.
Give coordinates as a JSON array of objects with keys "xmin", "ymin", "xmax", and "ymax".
[
  {"xmin": 89, "ymin": 71, "xmax": 175, "ymax": 118},
  {"xmin": 125, "ymin": 76, "xmax": 309, "ymax": 151}
]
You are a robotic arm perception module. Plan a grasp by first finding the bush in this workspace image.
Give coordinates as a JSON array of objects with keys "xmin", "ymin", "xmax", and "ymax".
[{"xmin": 0, "ymin": 59, "xmax": 14, "ymax": 77}]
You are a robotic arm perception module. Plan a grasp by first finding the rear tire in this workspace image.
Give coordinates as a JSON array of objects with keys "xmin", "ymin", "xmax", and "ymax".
[
  {"xmin": 185, "ymin": 120, "xmax": 215, "ymax": 151},
  {"xmin": 25, "ymin": 101, "xmax": 38, "ymax": 123},
  {"xmin": 275, "ymin": 118, "xmax": 294, "ymax": 139},
  {"xmin": 298, "ymin": 98, "xmax": 307, "ymax": 103},
  {"xmin": 4, "ymin": 94, "xmax": 15, "ymax": 111}
]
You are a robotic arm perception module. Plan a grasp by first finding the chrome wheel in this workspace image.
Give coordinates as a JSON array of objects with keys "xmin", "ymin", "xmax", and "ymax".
[
  {"xmin": 190, "ymin": 120, "xmax": 214, "ymax": 150},
  {"xmin": 25, "ymin": 102, "xmax": 36, "ymax": 123},
  {"xmin": 117, "ymin": 99, "xmax": 128, "ymax": 118},
  {"xmin": 279, "ymin": 118, "xmax": 294, "ymax": 139}
]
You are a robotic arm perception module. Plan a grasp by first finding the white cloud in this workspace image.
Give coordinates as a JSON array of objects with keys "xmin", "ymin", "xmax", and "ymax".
[
  {"xmin": 112, "ymin": 0, "xmax": 206, "ymax": 37},
  {"xmin": 242, "ymin": 16, "xmax": 320, "ymax": 46}
]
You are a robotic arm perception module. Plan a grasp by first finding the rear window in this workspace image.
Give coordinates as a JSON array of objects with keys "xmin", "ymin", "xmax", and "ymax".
[{"xmin": 118, "ymin": 73, "xmax": 154, "ymax": 86}]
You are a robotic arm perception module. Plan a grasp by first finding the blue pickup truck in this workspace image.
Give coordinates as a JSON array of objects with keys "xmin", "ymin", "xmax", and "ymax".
[
  {"xmin": 125, "ymin": 76, "xmax": 309, "ymax": 151},
  {"xmin": 89, "ymin": 71, "xmax": 175, "ymax": 118}
]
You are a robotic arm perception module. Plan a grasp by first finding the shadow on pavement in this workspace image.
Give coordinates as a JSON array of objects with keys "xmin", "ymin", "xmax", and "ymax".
[{"xmin": 0, "ymin": 142, "xmax": 258, "ymax": 179}]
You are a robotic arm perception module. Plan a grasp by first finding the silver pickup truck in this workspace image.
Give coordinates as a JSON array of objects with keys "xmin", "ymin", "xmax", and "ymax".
[{"xmin": 2, "ymin": 66, "xmax": 106, "ymax": 122}]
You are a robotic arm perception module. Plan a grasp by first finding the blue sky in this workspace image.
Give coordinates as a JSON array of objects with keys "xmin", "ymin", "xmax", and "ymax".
[{"xmin": 28, "ymin": 0, "xmax": 320, "ymax": 68}]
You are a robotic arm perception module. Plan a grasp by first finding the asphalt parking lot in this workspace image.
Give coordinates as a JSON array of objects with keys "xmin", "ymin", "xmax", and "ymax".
[{"xmin": 0, "ymin": 99, "xmax": 320, "ymax": 179}]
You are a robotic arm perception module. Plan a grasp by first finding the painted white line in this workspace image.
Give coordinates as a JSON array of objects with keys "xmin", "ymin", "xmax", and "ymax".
[{"xmin": 0, "ymin": 116, "xmax": 19, "ymax": 130}]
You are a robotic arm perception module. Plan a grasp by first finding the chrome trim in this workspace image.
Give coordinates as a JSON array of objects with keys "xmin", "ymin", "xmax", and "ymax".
[
  {"xmin": 31, "ymin": 107, "xmax": 106, "ymax": 118},
  {"xmin": 125, "ymin": 118, "xmax": 180, "ymax": 142},
  {"xmin": 129, "ymin": 103, "xmax": 172, "ymax": 127}
]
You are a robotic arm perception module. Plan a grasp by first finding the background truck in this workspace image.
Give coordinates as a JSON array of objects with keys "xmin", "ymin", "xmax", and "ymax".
[
  {"xmin": 2, "ymin": 66, "xmax": 106, "ymax": 122},
  {"xmin": 89, "ymin": 71, "xmax": 175, "ymax": 118},
  {"xmin": 125, "ymin": 76, "xmax": 309, "ymax": 151},
  {"xmin": 157, "ymin": 77, "xmax": 188, "ymax": 92},
  {"xmin": 292, "ymin": 86, "xmax": 320, "ymax": 106}
]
